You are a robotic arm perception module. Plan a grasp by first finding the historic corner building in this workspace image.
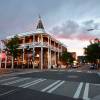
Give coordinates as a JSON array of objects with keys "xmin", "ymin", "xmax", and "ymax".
[{"xmin": 1, "ymin": 17, "xmax": 67, "ymax": 69}]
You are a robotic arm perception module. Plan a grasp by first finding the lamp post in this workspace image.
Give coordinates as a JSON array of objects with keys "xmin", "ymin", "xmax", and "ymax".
[
  {"xmin": 87, "ymin": 28, "xmax": 100, "ymax": 47},
  {"xmin": 87, "ymin": 28, "xmax": 100, "ymax": 65}
]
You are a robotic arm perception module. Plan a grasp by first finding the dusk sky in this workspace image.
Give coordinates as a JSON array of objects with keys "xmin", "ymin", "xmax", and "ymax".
[{"xmin": 0, "ymin": 0, "xmax": 100, "ymax": 56}]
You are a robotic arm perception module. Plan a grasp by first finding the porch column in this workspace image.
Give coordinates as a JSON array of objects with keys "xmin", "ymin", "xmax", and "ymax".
[
  {"xmin": 54, "ymin": 42, "xmax": 56, "ymax": 65},
  {"xmin": 61, "ymin": 46, "xmax": 63, "ymax": 56},
  {"xmin": 50, "ymin": 38, "xmax": 51, "ymax": 68},
  {"xmin": 0, "ymin": 41, "xmax": 2, "ymax": 68},
  {"xmin": 32, "ymin": 35, "xmax": 35, "ymax": 69},
  {"xmin": 22, "ymin": 48, "xmax": 24, "ymax": 68},
  {"xmin": 48, "ymin": 36, "xmax": 50, "ymax": 69},
  {"xmin": 58, "ymin": 44, "xmax": 59, "ymax": 62},
  {"xmin": 5, "ymin": 51, "xmax": 7, "ymax": 69},
  {"xmin": 41, "ymin": 34, "xmax": 43, "ymax": 70},
  {"xmin": 0, "ymin": 51, "xmax": 2, "ymax": 68},
  {"xmin": 32, "ymin": 47, "xmax": 35, "ymax": 69},
  {"xmin": 22, "ymin": 37, "xmax": 25, "ymax": 68},
  {"xmin": 11, "ymin": 56, "xmax": 14, "ymax": 69}
]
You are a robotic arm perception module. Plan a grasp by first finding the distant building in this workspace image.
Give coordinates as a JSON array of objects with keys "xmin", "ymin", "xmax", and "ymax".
[
  {"xmin": 0, "ymin": 16, "xmax": 67, "ymax": 69},
  {"xmin": 70, "ymin": 52, "xmax": 76, "ymax": 60},
  {"xmin": 77, "ymin": 56, "xmax": 85, "ymax": 63}
]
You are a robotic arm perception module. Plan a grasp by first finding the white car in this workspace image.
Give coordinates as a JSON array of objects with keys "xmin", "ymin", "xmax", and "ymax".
[{"xmin": 72, "ymin": 64, "xmax": 78, "ymax": 68}]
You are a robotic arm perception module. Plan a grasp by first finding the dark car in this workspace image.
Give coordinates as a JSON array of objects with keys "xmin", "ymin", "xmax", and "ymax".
[{"xmin": 90, "ymin": 63, "xmax": 98, "ymax": 69}]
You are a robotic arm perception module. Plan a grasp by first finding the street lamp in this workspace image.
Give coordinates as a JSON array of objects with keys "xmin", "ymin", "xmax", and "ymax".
[{"xmin": 87, "ymin": 28, "xmax": 100, "ymax": 47}]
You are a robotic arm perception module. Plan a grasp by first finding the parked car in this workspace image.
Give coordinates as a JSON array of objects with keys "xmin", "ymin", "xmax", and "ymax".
[
  {"xmin": 72, "ymin": 63, "xmax": 78, "ymax": 68},
  {"xmin": 89, "ymin": 63, "xmax": 98, "ymax": 69}
]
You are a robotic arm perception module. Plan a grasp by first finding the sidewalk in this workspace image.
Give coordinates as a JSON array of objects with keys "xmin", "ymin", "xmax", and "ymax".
[
  {"xmin": 0, "ymin": 68, "xmax": 48, "ymax": 76},
  {"xmin": 0, "ymin": 68, "xmax": 14, "ymax": 75}
]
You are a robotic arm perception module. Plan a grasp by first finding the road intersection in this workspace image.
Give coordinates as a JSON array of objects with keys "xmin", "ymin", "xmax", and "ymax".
[{"xmin": 0, "ymin": 69, "xmax": 100, "ymax": 100}]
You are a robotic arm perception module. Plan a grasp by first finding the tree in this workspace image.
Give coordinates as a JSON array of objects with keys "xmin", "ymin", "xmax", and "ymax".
[
  {"xmin": 60, "ymin": 51, "xmax": 74, "ymax": 64},
  {"xmin": 84, "ymin": 38, "xmax": 100, "ymax": 63},
  {"xmin": 4, "ymin": 35, "xmax": 20, "ymax": 68}
]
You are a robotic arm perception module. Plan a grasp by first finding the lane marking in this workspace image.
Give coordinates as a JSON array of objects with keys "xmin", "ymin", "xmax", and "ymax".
[
  {"xmin": 2, "ymin": 78, "xmax": 30, "ymax": 85},
  {"xmin": 23, "ymin": 79, "xmax": 47, "ymax": 88},
  {"xmin": 41, "ymin": 80, "xmax": 61, "ymax": 92},
  {"xmin": 0, "ymin": 77, "xmax": 18, "ymax": 83},
  {"xmin": 83, "ymin": 83, "xmax": 90, "ymax": 100},
  {"xmin": 19, "ymin": 78, "xmax": 42, "ymax": 87},
  {"xmin": 47, "ymin": 81, "xmax": 65, "ymax": 93},
  {"xmin": 77, "ymin": 70, "xmax": 82, "ymax": 72},
  {"xmin": 73, "ymin": 82, "xmax": 83, "ymax": 99},
  {"xmin": 0, "ymin": 89, "xmax": 17, "ymax": 96}
]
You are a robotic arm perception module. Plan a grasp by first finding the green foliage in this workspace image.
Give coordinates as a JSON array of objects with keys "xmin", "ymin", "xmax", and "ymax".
[
  {"xmin": 60, "ymin": 51, "xmax": 74, "ymax": 64},
  {"xmin": 84, "ymin": 39, "xmax": 100, "ymax": 63},
  {"xmin": 5, "ymin": 35, "xmax": 20, "ymax": 58}
]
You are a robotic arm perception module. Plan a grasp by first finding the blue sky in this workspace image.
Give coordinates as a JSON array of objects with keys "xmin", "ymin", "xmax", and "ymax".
[{"xmin": 0, "ymin": 0, "xmax": 100, "ymax": 55}]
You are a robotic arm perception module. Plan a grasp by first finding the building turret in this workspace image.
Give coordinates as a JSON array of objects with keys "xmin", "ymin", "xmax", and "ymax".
[{"xmin": 36, "ymin": 15, "xmax": 45, "ymax": 33}]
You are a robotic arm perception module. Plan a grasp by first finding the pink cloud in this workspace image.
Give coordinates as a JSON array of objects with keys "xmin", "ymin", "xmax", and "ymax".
[{"xmin": 54, "ymin": 33, "xmax": 97, "ymax": 41}]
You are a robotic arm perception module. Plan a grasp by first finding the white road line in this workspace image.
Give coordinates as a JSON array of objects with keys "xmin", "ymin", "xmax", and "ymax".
[
  {"xmin": 23, "ymin": 79, "xmax": 47, "ymax": 88},
  {"xmin": 87, "ymin": 71, "xmax": 92, "ymax": 73},
  {"xmin": 73, "ymin": 82, "xmax": 83, "ymax": 99},
  {"xmin": 19, "ymin": 78, "xmax": 42, "ymax": 87},
  {"xmin": 0, "ymin": 89, "xmax": 17, "ymax": 96},
  {"xmin": 83, "ymin": 83, "xmax": 90, "ymax": 100},
  {"xmin": 0, "ymin": 77, "xmax": 17, "ymax": 83},
  {"xmin": 41, "ymin": 80, "xmax": 61, "ymax": 92},
  {"xmin": 77, "ymin": 70, "xmax": 82, "ymax": 72},
  {"xmin": 3, "ymin": 78, "xmax": 30, "ymax": 85},
  {"xmin": 47, "ymin": 81, "xmax": 65, "ymax": 93}
]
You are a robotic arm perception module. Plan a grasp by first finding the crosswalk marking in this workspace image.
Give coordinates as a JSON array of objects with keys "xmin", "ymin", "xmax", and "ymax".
[
  {"xmin": 0, "ymin": 89, "xmax": 17, "ymax": 96},
  {"xmin": 0, "ymin": 76, "xmax": 100, "ymax": 100},
  {"xmin": 41, "ymin": 80, "xmax": 61, "ymax": 92},
  {"xmin": 2, "ymin": 78, "xmax": 30, "ymax": 85},
  {"xmin": 47, "ymin": 81, "xmax": 65, "ymax": 93},
  {"xmin": 73, "ymin": 82, "xmax": 83, "ymax": 99},
  {"xmin": 83, "ymin": 83, "xmax": 90, "ymax": 100},
  {"xmin": 0, "ymin": 77, "xmax": 18, "ymax": 83},
  {"xmin": 19, "ymin": 78, "xmax": 41, "ymax": 87},
  {"xmin": 22, "ymin": 79, "xmax": 47, "ymax": 88},
  {"xmin": 77, "ymin": 70, "xmax": 82, "ymax": 72}
]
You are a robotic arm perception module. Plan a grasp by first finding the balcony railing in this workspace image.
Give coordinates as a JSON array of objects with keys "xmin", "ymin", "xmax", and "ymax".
[{"xmin": 19, "ymin": 42, "xmax": 61, "ymax": 52}]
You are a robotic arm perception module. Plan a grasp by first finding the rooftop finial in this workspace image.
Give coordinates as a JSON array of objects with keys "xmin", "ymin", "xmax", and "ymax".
[
  {"xmin": 36, "ymin": 15, "xmax": 44, "ymax": 29},
  {"xmin": 39, "ymin": 14, "xmax": 41, "ymax": 19}
]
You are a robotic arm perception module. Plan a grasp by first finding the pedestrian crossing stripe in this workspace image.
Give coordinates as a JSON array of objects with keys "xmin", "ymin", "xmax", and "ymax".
[
  {"xmin": 47, "ymin": 81, "xmax": 65, "ymax": 93},
  {"xmin": 19, "ymin": 78, "xmax": 42, "ymax": 87},
  {"xmin": 0, "ymin": 77, "xmax": 18, "ymax": 83},
  {"xmin": 41, "ymin": 80, "xmax": 61, "ymax": 92},
  {"xmin": 83, "ymin": 83, "xmax": 90, "ymax": 100},
  {"xmin": 0, "ymin": 76, "xmax": 100, "ymax": 100},
  {"xmin": 2, "ymin": 78, "xmax": 30, "ymax": 85},
  {"xmin": 19, "ymin": 79, "xmax": 46, "ymax": 88},
  {"xmin": 22, "ymin": 79, "xmax": 47, "ymax": 88},
  {"xmin": 73, "ymin": 82, "xmax": 83, "ymax": 98}
]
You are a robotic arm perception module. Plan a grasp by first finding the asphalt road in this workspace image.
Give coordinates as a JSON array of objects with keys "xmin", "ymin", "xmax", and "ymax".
[{"xmin": 0, "ymin": 69, "xmax": 100, "ymax": 100}]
